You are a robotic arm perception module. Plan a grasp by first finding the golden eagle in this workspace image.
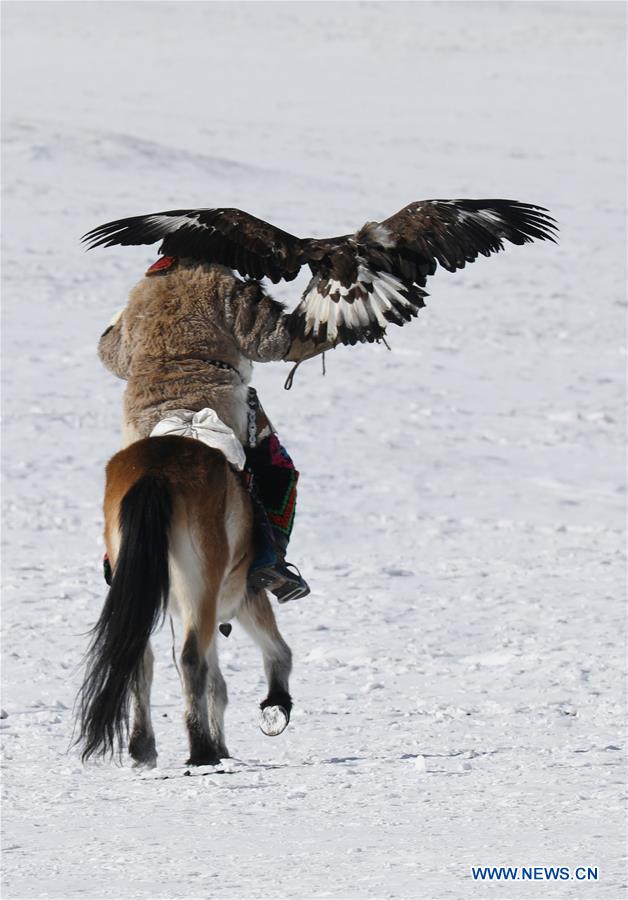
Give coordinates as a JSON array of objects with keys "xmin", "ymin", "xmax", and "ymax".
[{"xmin": 83, "ymin": 200, "xmax": 557, "ymax": 348}]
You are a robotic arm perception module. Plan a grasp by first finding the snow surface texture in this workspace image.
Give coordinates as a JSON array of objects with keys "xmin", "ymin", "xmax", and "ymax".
[{"xmin": 2, "ymin": 3, "xmax": 626, "ymax": 898}]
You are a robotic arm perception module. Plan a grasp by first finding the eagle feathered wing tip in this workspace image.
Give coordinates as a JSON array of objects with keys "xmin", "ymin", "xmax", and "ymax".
[{"xmin": 81, "ymin": 213, "xmax": 173, "ymax": 250}]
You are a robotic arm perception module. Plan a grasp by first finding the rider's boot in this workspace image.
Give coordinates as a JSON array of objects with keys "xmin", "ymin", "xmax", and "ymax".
[
  {"xmin": 247, "ymin": 489, "xmax": 310, "ymax": 603},
  {"xmin": 266, "ymin": 527, "xmax": 310, "ymax": 604}
]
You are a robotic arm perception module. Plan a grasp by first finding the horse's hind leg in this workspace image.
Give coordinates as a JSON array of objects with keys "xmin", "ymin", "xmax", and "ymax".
[
  {"xmin": 180, "ymin": 625, "xmax": 228, "ymax": 765},
  {"xmin": 128, "ymin": 642, "xmax": 157, "ymax": 768},
  {"xmin": 237, "ymin": 590, "xmax": 292, "ymax": 736},
  {"xmin": 205, "ymin": 637, "xmax": 229, "ymax": 759}
]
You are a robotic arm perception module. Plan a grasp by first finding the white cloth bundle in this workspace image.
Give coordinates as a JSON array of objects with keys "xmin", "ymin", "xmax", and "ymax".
[{"xmin": 150, "ymin": 407, "xmax": 246, "ymax": 471}]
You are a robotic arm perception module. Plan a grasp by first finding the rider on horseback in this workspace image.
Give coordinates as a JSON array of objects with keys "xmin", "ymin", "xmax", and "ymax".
[{"xmin": 98, "ymin": 257, "xmax": 326, "ymax": 603}]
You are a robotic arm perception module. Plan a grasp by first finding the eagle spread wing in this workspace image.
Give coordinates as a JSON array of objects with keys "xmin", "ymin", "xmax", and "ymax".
[
  {"xmin": 83, "ymin": 199, "xmax": 557, "ymax": 347},
  {"xmin": 82, "ymin": 208, "xmax": 304, "ymax": 283},
  {"xmin": 289, "ymin": 199, "xmax": 557, "ymax": 346}
]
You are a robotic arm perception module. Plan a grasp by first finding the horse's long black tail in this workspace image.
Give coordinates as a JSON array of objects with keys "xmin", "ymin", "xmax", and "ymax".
[{"xmin": 77, "ymin": 474, "xmax": 172, "ymax": 761}]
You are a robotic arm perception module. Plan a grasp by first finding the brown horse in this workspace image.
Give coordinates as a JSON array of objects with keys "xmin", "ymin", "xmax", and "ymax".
[{"xmin": 76, "ymin": 434, "xmax": 292, "ymax": 767}]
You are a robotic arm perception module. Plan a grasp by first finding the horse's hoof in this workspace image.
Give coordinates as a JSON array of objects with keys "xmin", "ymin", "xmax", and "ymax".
[
  {"xmin": 259, "ymin": 705, "xmax": 289, "ymax": 736},
  {"xmin": 131, "ymin": 756, "xmax": 157, "ymax": 770},
  {"xmin": 185, "ymin": 756, "xmax": 222, "ymax": 767}
]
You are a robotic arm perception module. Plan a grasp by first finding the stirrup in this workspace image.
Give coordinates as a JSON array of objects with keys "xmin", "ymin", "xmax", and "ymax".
[
  {"xmin": 248, "ymin": 561, "xmax": 310, "ymax": 603},
  {"xmin": 274, "ymin": 563, "xmax": 311, "ymax": 603}
]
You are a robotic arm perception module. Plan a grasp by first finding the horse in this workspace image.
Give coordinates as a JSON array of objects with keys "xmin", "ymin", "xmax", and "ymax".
[{"xmin": 76, "ymin": 433, "xmax": 293, "ymax": 767}]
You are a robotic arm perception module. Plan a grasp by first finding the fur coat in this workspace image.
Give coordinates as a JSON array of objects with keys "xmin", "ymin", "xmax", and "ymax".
[{"xmin": 98, "ymin": 262, "xmax": 321, "ymax": 445}]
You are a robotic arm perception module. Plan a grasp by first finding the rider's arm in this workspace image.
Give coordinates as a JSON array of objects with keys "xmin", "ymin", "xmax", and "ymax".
[
  {"xmin": 98, "ymin": 308, "xmax": 131, "ymax": 380},
  {"xmin": 229, "ymin": 280, "xmax": 334, "ymax": 364},
  {"xmin": 228, "ymin": 280, "xmax": 292, "ymax": 362}
]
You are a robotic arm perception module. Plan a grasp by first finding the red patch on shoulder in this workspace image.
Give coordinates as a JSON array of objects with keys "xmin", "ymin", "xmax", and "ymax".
[{"xmin": 145, "ymin": 256, "xmax": 178, "ymax": 276}]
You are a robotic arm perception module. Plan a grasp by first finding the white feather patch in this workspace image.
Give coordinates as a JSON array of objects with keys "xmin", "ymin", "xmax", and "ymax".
[
  {"xmin": 358, "ymin": 222, "xmax": 395, "ymax": 249},
  {"xmin": 451, "ymin": 206, "xmax": 503, "ymax": 228},
  {"xmin": 298, "ymin": 262, "xmax": 413, "ymax": 340},
  {"xmin": 143, "ymin": 213, "xmax": 205, "ymax": 233},
  {"xmin": 326, "ymin": 300, "xmax": 339, "ymax": 341}
]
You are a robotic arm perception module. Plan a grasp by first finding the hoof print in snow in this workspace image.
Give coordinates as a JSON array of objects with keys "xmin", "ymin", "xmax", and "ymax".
[{"xmin": 259, "ymin": 705, "xmax": 289, "ymax": 736}]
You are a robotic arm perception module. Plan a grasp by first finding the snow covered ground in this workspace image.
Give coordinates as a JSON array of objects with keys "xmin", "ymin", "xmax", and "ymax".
[{"xmin": 2, "ymin": 2, "xmax": 626, "ymax": 897}]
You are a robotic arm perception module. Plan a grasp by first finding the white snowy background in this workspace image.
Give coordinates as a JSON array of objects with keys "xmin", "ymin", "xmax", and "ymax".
[{"xmin": 2, "ymin": 2, "xmax": 626, "ymax": 898}]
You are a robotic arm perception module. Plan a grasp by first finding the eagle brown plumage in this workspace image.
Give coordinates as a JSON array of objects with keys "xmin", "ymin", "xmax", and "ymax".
[{"xmin": 82, "ymin": 199, "xmax": 557, "ymax": 348}]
